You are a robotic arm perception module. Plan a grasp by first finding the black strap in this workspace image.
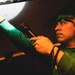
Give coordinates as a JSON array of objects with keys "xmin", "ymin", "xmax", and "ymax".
[
  {"xmin": 50, "ymin": 45, "xmax": 56, "ymax": 59},
  {"xmin": 50, "ymin": 45, "xmax": 60, "ymax": 65}
]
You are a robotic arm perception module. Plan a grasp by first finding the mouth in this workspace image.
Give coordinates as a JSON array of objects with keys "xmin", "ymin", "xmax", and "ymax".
[
  {"xmin": 56, "ymin": 33, "xmax": 63, "ymax": 38},
  {"xmin": 56, "ymin": 33, "xmax": 63, "ymax": 35}
]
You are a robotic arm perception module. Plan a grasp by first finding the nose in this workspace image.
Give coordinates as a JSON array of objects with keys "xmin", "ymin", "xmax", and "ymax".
[{"xmin": 55, "ymin": 23, "xmax": 62, "ymax": 31}]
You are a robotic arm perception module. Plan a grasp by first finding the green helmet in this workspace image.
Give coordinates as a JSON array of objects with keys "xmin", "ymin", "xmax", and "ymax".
[{"xmin": 56, "ymin": 5, "xmax": 75, "ymax": 23}]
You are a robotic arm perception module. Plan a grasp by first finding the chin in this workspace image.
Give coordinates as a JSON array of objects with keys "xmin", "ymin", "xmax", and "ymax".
[{"xmin": 57, "ymin": 38, "xmax": 66, "ymax": 43}]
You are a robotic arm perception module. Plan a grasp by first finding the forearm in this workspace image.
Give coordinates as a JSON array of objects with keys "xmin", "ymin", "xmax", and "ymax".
[
  {"xmin": 47, "ymin": 46, "xmax": 65, "ymax": 64},
  {"xmin": 0, "ymin": 18, "xmax": 33, "ymax": 49},
  {"xmin": 50, "ymin": 46, "xmax": 75, "ymax": 74},
  {"xmin": 58, "ymin": 53, "xmax": 75, "ymax": 74},
  {"xmin": 55, "ymin": 47, "xmax": 65, "ymax": 64},
  {"xmin": 0, "ymin": 17, "xmax": 46, "ymax": 57}
]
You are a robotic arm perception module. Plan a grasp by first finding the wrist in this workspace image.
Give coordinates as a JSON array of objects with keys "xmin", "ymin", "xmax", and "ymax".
[
  {"xmin": 50, "ymin": 46, "xmax": 65, "ymax": 65},
  {"xmin": 47, "ymin": 45, "xmax": 54, "ymax": 55},
  {"xmin": 51, "ymin": 46, "xmax": 59, "ymax": 60}
]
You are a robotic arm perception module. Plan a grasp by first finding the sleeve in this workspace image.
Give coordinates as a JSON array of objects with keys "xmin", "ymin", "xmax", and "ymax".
[
  {"xmin": 0, "ymin": 19, "xmax": 36, "ymax": 55},
  {"xmin": 58, "ymin": 53, "xmax": 75, "ymax": 75}
]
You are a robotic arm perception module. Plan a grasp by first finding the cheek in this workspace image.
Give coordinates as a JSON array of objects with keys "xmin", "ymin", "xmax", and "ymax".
[
  {"xmin": 57, "ymin": 29, "xmax": 75, "ymax": 42},
  {"xmin": 62, "ymin": 27, "xmax": 75, "ymax": 38}
]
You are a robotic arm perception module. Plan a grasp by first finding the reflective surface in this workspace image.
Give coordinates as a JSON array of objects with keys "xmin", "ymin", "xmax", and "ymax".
[
  {"xmin": 0, "ymin": 1, "xmax": 26, "ymax": 20},
  {"xmin": 0, "ymin": 0, "xmax": 25, "ymax": 5}
]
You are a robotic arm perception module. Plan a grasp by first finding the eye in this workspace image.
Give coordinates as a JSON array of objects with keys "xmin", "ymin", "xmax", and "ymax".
[
  {"xmin": 55, "ymin": 21, "xmax": 67, "ymax": 27},
  {"xmin": 60, "ymin": 21, "xmax": 67, "ymax": 25}
]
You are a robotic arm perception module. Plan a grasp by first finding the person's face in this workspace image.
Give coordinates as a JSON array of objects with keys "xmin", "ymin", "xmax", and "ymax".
[{"xmin": 55, "ymin": 19, "xmax": 75, "ymax": 43}]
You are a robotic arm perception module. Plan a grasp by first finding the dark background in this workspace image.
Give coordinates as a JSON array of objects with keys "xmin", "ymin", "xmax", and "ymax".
[{"xmin": 0, "ymin": 0, "xmax": 75, "ymax": 75}]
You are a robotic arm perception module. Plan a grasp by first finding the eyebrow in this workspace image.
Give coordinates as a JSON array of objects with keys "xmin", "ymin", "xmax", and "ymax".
[{"xmin": 59, "ymin": 19, "xmax": 75, "ymax": 25}]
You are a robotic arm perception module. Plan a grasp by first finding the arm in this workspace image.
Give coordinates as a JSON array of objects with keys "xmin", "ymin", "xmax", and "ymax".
[
  {"xmin": 0, "ymin": 16, "xmax": 35, "ymax": 53},
  {"xmin": 57, "ymin": 51, "xmax": 75, "ymax": 75},
  {"xmin": 30, "ymin": 36, "xmax": 75, "ymax": 74}
]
